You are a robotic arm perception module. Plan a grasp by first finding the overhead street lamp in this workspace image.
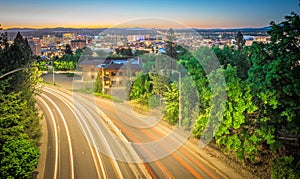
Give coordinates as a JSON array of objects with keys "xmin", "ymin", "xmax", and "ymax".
[{"xmin": 0, "ymin": 67, "xmax": 32, "ymax": 79}]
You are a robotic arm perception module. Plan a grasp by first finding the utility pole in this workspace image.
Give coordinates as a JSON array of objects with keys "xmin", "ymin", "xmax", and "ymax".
[
  {"xmin": 53, "ymin": 66, "xmax": 55, "ymax": 85},
  {"xmin": 101, "ymin": 67, "xmax": 105, "ymax": 95},
  {"xmin": 48, "ymin": 65, "xmax": 55, "ymax": 85}
]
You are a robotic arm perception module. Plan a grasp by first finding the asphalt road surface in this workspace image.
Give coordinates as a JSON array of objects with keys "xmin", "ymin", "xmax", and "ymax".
[
  {"xmin": 37, "ymin": 86, "xmax": 149, "ymax": 179},
  {"xmin": 37, "ymin": 84, "xmax": 243, "ymax": 178}
]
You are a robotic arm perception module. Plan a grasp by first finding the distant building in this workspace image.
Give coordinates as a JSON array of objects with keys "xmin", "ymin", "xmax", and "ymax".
[
  {"xmin": 101, "ymin": 60, "xmax": 141, "ymax": 87},
  {"xmin": 30, "ymin": 44, "xmax": 42, "ymax": 56},
  {"xmin": 127, "ymin": 35, "xmax": 145, "ymax": 42},
  {"xmin": 28, "ymin": 38, "xmax": 42, "ymax": 56},
  {"xmin": 78, "ymin": 59, "xmax": 106, "ymax": 81},
  {"xmin": 42, "ymin": 35, "xmax": 56, "ymax": 46},
  {"xmin": 63, "ymin": 33, "xmax": 76, "ymax": 45},
  {"xmin": 241, "ymin": 35, "xmax": 271, "ymax": 46},
  {"xmin": 71, "ymin": 39, "xmax": 86, "ymax": 50},
  {"xmin": 78, "ymin": 58, "xmax": 142, "ymax": 87}
]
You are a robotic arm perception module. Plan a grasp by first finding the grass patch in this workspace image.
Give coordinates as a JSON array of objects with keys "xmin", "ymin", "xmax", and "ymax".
[
  {"xmin": 94, "ymin": 92, "xmax": 123, "ymax": 102},
  {"xmin": 65, "ymin": 72, "xmax": 80, "ymax": 77},
  {"xmin": 41, "ymin": 80, "xmax": 59, "ymax": 86},
  {"xmin": 66, "ymin": 73, "xmax": 75, "ymax": 77},
  {"xmin": 73, "ymin": 87, "xmax": 94, "ymax": 94},
  {"xmin": 73, "ymin": 87, "xmax": 123, "ymax": 102},
  {"xmin": 128, "ymin": 99, "xmax": 150, "ymax": 113}
]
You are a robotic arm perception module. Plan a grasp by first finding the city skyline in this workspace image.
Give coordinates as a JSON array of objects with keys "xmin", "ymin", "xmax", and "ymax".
[{"xmin": 0, "ymin": 0, "xmax": 299, "ymax": 29}]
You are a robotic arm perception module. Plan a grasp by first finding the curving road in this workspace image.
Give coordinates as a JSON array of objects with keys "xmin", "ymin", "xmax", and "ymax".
[
  {"xmin": 37, "ymin": 86, "xmax": 149, "ymax": 179},
  {"xmin": 37, "ymin": 85, "xmax": 243, "ymax": 179}
]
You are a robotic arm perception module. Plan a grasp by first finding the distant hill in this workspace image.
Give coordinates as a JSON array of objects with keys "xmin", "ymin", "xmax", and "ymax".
[
  {"xmin": 193, "ymin": 26, "xmax": 271, "ymax": 32},
  {"xmin": 2, "ymin": 26, "xmax": 271, "ymax": 38},
  {"xmin": 4, "ymin": 26, "xmax": 271, "ymax": 32}
]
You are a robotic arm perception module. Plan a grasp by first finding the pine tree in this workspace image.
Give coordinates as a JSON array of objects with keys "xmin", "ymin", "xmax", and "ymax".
[
  {"xmin": 235, "ymin": 31, "xmax": 245, "ymax": 51},
  {"xmin": 165, "ymin": 28, "xmax": 178, "ymax": 59},
  {"xmin": 65, "ymin": 44, "xmax": 73, "ymax": 55}
]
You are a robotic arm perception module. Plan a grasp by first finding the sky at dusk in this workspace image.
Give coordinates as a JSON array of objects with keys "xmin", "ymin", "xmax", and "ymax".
[{"xmin": 0, "ymin": 0, "xmax": 299, "ymax": 29}]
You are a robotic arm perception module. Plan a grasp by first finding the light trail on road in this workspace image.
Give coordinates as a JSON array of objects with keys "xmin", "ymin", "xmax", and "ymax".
[
  {"xmin": 38, "ymin": 86, "xmax": 148, "ymax": 178},
  {"xmin": 36, "ymin": 96, "xmax": 59, "ymax": 179},
  {"xmin": 39, "ymin": 90, "xmax": 105, "ymax": 179},
  {"xmin": 39, "ymin": 94, "xmax": 75, "ymax": 179},
  {"xmin": 37, "ymin": 85, "xmax": 243, "ymax": 178},
  {"xmin": 44, "ymin": 88, "xmax": 121, "ymax": 179}
]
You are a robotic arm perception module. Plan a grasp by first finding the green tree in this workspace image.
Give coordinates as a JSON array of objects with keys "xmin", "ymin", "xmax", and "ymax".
[
  {"xmin": 213, "ymin": 45, "xmax": 250, "ymax": 80},
  {"xmin": 180, "ymin": 77, "xmax": 199, "ymax": 130},
  {"xmin": 248, "ymin": 12, "xmax": 300, "ymax": 154},
  {"xmin": 65, "ymin": 44, "xmax": 73, "ymax": 55},
  {"xmin": 163, "ymin": 83, "xmax": 179, "ymax": 124},
  {"xmin": 149, "ymin": 72, "xmax": 169, "ymax": 98},
  {"xmin": 235, "ymin": 31, "xmax": 246, "ymax": 51},
  {"xmin": 130, "ymin": 72, "xmax": 151, "ymax": 100},
  {"xmin": 165, "ymin": 28, "xmax": 178, "ymax": 59},
  {"xmin": 0, "ymin": 32, "xmax": 9, "ymax": 49},
  {"xmin": 214, "ymin": 65, "xmax": 259, "ymax": 161},
  {"xmin": 94, "ymin": 72, "xmax": 103, "ymax": 94},
  {"xmin": 0, "ymin": 32, "xmax": 41, "ymax": 178}
]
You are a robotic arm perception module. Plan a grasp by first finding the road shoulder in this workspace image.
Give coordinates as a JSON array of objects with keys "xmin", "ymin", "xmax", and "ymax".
[{"xmin": 35, "ymin": 106, "xmax": 48, "ymax": 179}]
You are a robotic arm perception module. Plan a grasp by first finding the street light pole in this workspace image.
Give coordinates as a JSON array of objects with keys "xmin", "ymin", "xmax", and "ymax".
[
  {"xmin": 52, "ymin": 66, "xmax": 55, "ymax": 85},
  {"xmin": 0, "ymin": 67, "xmax": 31, "ymax": 79},
  {"xmin": 178, "ymin": 72, "xmax": 182, "ymax": 127},
  {"xmin": 101, "ymin": 67, "xmax": 105, "ymax": 95}
]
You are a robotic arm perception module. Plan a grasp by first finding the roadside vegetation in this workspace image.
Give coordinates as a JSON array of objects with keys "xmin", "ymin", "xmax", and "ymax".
[
  {"xmin": 126, "ymin": 12, "xmax": 300, "ymax": 178},
  {"xmin": 0, "ymin": 32, "xmax": 42, "ymax": 178}
]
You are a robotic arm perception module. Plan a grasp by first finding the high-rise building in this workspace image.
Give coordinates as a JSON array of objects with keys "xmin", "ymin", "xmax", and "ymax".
[
  {"xmin": 71, "ymin": 39, "xmax": 86, "ymax": 49},
  {"xmin": 63, "ymin": 32, "xmax": 76, "ymax": 45},
  {"xmin": 42, "ymin": 35, "xmax": 56, "ymax": 46},
  {"xmin": 28, "ymin": 38, "xmax": 42, "ymax": 56}
]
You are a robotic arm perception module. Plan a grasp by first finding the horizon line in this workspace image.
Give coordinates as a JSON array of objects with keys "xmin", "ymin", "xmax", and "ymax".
[{"xmin": 1, "ymin": 26, "xmax": 270, "ymax": 31}]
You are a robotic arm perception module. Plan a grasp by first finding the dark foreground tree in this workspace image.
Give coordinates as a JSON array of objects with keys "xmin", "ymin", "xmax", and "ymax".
[{"xmin": 0, "ymin": 32, "xmax": 41, "ymax": 178}]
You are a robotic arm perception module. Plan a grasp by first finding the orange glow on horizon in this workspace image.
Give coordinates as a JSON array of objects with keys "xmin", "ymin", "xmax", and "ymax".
[
  {"xmin": 2, "ymin": 24, "xmax": 115, "ymax": 30},
  {"xmin": 2, "ymin": 22, "xmax": 267, "ymax": 30}
]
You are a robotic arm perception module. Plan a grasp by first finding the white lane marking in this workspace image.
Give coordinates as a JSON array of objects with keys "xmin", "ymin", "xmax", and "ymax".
[
  {"xmin": 43, "ymin": 89, "xmax": 106, "ymax": 179},
  {"xmin": 41, "ymin": 94, "xmax": 75, "ymax": 179},
  {"xmin": 45, "ymin": 87, "xmax": 124, "ymax": 179},
  {"xmin": 36, "ymin": 96, "xmax": 59, "ymax": 179}
]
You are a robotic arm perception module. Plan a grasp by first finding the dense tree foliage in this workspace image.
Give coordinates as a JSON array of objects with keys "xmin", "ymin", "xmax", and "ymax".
[
  {"xmin": 0, "ymin": 32, "xmax": 41, "ymax": 178},
  {"xmin": 130, "ymin": 72, "xmax": 151, "ymax": 103},
  {"xmin": 128, "ymin": 12, "xmax": 300, "ymax": 177},
  {"xmin": 163, "ymin": 83, "xmax": 179, "ymax": 124},
  {"xmin": 115, "ymin": 47, "xmax": 133, "ymax": 57}
]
